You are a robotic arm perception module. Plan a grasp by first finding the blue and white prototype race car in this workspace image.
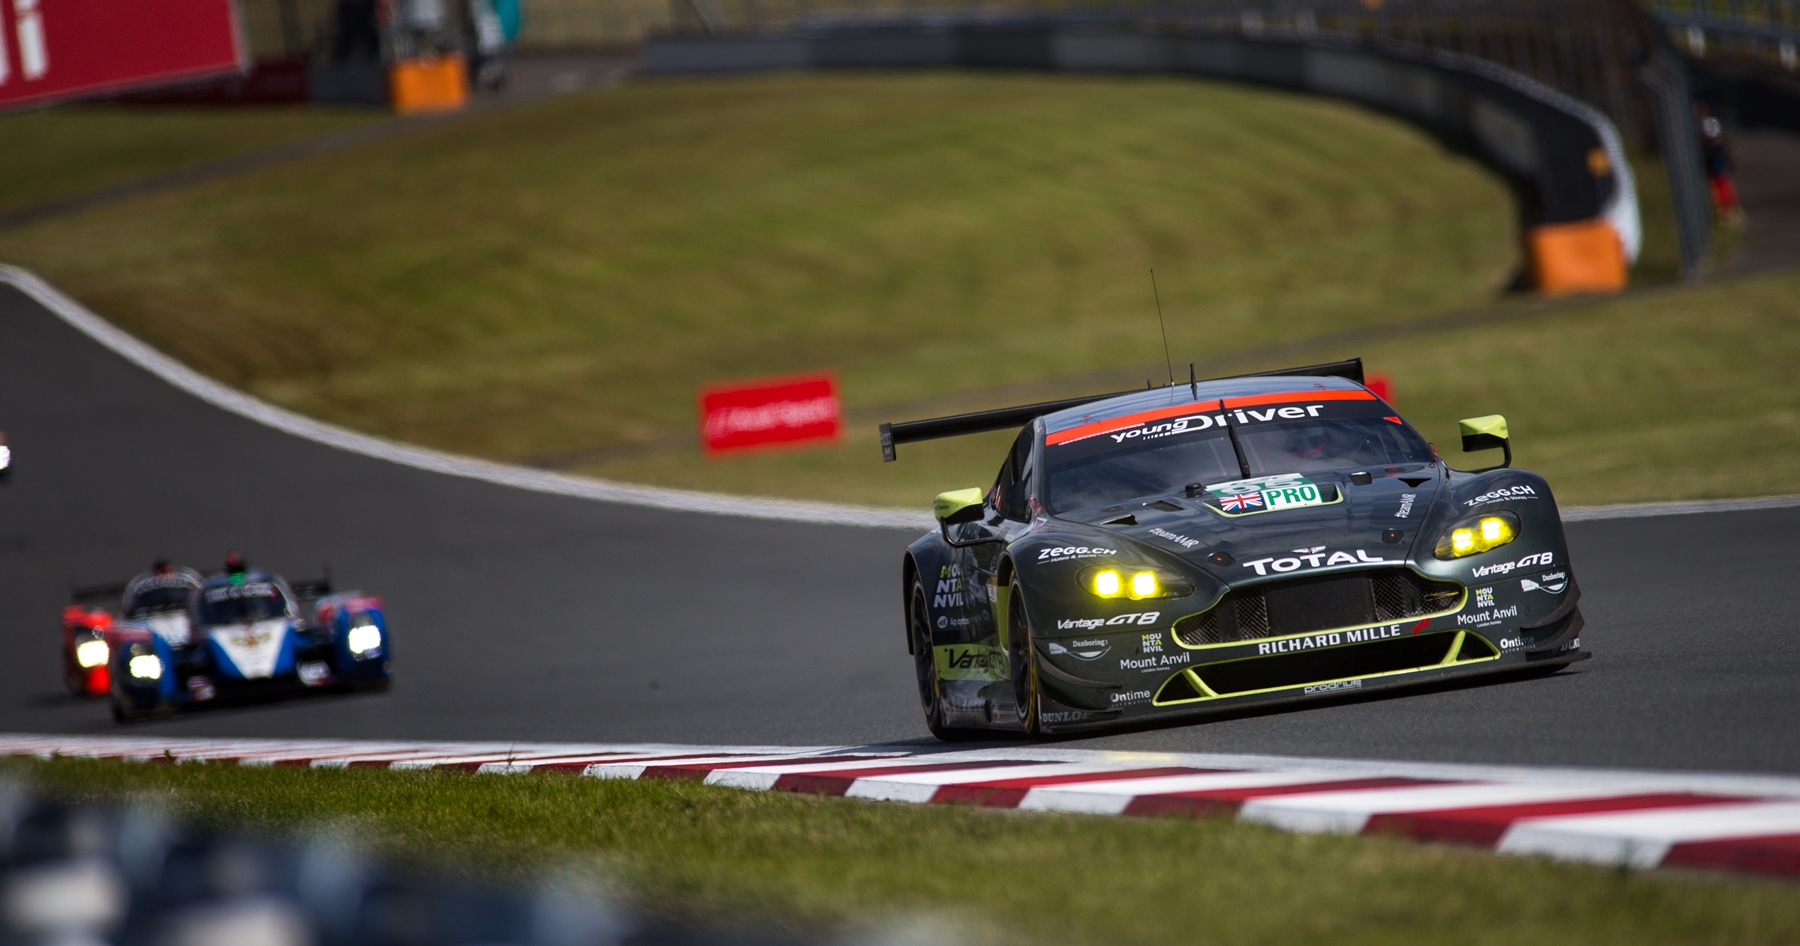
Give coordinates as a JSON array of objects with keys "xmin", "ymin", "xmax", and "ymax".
[{"xmin": 109, "ymin": 555, "xmax": 392, "ymax": 722}]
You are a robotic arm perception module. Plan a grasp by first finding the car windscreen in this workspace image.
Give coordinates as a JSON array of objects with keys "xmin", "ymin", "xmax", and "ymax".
[
  {"xmin": 124, "ymin": 584, "xmax": 193, "ymax": 617},
  {"xmin": 1045, "ymin": 393, "xmax": 1431, "ymax": 513},
  {"xmin": 196, "ymin": 582, "xmax": 289, "ymax": 625}
]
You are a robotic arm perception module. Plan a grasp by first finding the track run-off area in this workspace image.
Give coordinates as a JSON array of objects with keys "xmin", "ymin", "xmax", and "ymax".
[{"xmin": 4, "ymin": 264, "xmax": 1800, "ymax": 808}]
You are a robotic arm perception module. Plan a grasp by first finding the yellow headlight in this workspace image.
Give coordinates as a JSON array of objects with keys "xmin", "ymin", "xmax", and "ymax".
[
  {"xmin": 1130, "ymin": 571, "xmax": 1158, "ymax": 598},
  {"xmin": 1437, "ymin": 512, "xmax": 1521, "ymax": 559},
  {"xmin": 1092, "ymin": 570, "xmax": 1122, "ymax": 597},
  {"xmin": 1481, "ymin": 516, "xmax": 1511, "ymax": 543},
  {"xmin": 1451, "ymin": 529, "xmax": 1476, "ymax": 555}
]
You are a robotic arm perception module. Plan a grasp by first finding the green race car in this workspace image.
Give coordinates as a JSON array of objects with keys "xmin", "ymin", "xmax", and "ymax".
[{"xmin": 883, "ymin": 359, "xmax": 1585, "ymax": 739}]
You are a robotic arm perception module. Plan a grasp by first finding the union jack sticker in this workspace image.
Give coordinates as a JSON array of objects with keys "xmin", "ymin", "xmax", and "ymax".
[{"xmin": 1218, "ymin": 491, "xmax": 1265, "ymax": 512}]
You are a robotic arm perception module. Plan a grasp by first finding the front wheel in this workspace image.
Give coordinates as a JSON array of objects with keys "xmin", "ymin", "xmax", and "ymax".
[
  {"xmin": 910, "ymin": 578, "xmax": 967, "ymax": 741},
  {"xmin": 1007, "ymin": 578, "xmax": 1041, "ymax": 736}
]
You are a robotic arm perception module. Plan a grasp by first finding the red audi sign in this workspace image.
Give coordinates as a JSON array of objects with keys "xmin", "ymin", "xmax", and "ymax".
[
  {"xmin": 699, "ymin": 372, "xmax": 843, "ymax": 455},
  {"xmin": 0, "ymin": 0, "xmax": 246, "ymax": 111}
]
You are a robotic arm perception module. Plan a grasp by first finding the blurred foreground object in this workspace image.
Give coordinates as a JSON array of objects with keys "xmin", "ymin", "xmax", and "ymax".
[{"xmin": 0, "ymin": 784, "xmax": 826, "ymax": 946}]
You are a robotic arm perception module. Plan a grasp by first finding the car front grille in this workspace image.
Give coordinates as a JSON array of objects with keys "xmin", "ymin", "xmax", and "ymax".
[{"xmin": 1174, "ymin": 568, "xmax": 1463, "ymax": 647}]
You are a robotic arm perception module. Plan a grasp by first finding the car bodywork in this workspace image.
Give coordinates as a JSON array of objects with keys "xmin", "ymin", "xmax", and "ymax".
[
  {"xmin": 886, "ymin": 359, "xmax": 1585, "ymax": 737},
  {"xmin": 94, "ymin": 564, "xmax": 392, "ymax": 721}
]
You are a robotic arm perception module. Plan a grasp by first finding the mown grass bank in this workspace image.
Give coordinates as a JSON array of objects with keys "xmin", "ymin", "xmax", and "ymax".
[
  {"xmin": 0, "ymin": 72, "xmax": 1518, "ymax": 474},
  {"xmin": 10, "ymin": 758, "xmax": 1800, "ymax": 946},
  {"xmin": 0, "ymin": 105, "xmax": 381, "ymax": 216}
]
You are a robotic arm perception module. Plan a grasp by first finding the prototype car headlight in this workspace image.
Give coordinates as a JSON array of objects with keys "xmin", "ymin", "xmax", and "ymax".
[
  {"xmin": 1434, "ymin": 511, "xmax": 1521, "ymax": 559},
  {"xmin": 75, "ymin": 639, "xmax": 109, "ymax": 669},
  {"xmin": 1080, "ymin": 567, "xmax": 1192, "ymax": 600},
  {"xmin": 128, "ymin": 653, "xmax": 163, "ymax": 680},
  {"xmin": 346, "ymin": 623, "xmax": 382, "ymax": 656}
]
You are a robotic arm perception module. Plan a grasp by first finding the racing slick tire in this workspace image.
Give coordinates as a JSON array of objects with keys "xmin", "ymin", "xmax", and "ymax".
[
  {"xmin": 910, "ymin": 578, "xmax": 974, "ymax": 742},
  {"xmin": 1006, "ymin": 577, "xmax": 1042, "ymax": 737}
]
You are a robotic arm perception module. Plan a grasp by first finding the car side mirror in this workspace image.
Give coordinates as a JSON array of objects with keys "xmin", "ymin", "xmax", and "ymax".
[
  {"xmin": 934, "ymin": 488, "xmax": 986, "ymax": 525},
  {"xmin": 1457, "ymin": 414, "xmax": 1512, "ymax": 472},
  {"xmin": 934, "ymin": 488, "xmax": 1003, "ymax": 547}
]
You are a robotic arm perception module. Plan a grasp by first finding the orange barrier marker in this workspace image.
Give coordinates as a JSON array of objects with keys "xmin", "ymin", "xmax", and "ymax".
[
  {"xmin": 1526, "ymin": 219, "xmax": 1628, "ymax": 296},
  {"xmin": 389, "ymin": 54, "xmax": 469, "ymax": 115}
]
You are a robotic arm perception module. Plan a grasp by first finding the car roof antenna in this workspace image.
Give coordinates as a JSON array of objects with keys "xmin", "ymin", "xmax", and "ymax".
[
  {"xmin": 1151, "ymin": 269, "xmax": 1174, "ymax": 391},
  {"xmin": 1189, "ymin": 362, "xmax": 1198, "ymax": 400}
]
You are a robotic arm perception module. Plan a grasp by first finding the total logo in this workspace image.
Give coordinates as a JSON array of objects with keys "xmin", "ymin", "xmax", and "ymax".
[
  {"xmin": 1242, "ymin": 547, "xmax": 1397, "ymax": 575},
  {"xmin": 1058, "ymin": 612, "xmax": 1161, "ymax": 630},
  {"xmin": 1038, "ymin": 546, "xmax": 1118, "ymax": 562},
  {"xmin": 1047, "ymin": 639, "xmax": 1110, "ymax": 661},
  {"xmin": 1464, "ymin": 484, "xmax": 1538, "ymax": 507},
  {"xmin": 1470, "ymin": 551, "xmax": 1553, "ymax": 578},
  {"xmin": 1521, "ymin": 571, "xmax": 1568, "ymax": 594}
]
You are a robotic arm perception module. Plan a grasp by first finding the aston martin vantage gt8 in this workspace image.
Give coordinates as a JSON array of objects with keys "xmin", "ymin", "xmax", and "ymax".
[{"xmin": 880, "ymin": 359, "xmax": 1584, "ymax": 738}]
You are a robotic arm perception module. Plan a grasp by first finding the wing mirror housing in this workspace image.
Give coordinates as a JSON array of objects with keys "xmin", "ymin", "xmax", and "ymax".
[
  {"xmin": 934, "ymin": 488, "xmax": 1002, "ymax": 547},
  {"xmin": 1457, "ymin": 414, "xmax": 1512, "ymax": 473},
  {"xmin": 934, "ymin": 488, "xmax": 985, "ymax": 525}
]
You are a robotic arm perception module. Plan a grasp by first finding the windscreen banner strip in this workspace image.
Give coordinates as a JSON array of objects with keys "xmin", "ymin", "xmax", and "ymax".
[{"xmin": 1045, "ymin": 390, "xmax": 1375, "ymax": 447}]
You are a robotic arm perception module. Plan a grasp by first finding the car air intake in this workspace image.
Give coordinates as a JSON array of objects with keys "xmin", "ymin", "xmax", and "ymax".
[
  {"xmin": 1194, "ymin": 632, "xmax": 1456, "ymax": 696},
  {"xmin": 1174, "ymin": 569, "xmax": 1462, "ymax": 647}
]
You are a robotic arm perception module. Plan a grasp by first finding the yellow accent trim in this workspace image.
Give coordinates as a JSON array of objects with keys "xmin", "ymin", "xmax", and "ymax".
[
  {"xmin": 1171, "ymin": 580, "xmax": 1468, "ymax": 651},
  {"xmin": 1151, "ymin": 632, "xmax": 1500, "ymax": 706},
  {"xmin": 934, "ymin": 487, "xmax": 984, "ymax": 521},
  {"xmin": 1436, "ymin": 631, "xmax": 1467, "ymax": 666},
  {"xmin": 1458, "ymin": 414, "xmax": 1509, "ymax": 441}
]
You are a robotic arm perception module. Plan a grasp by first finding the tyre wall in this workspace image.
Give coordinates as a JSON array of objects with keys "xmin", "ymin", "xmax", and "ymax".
[{"xmin": 645, "ymin": 23, "xmax": 1641, "ymax": 295}]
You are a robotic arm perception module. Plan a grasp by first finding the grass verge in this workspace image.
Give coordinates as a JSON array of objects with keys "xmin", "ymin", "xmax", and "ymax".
[
  {"xmin": 0, "ymin": 72, "xmax": 1518, "ymax": 469},
  {"xmin": 0, "ymin": 104, "xmax": 382, "ymax": 216},
  {"xmin": 8, "ymin": 758, "xmax": 1800, "ymax": 946}
]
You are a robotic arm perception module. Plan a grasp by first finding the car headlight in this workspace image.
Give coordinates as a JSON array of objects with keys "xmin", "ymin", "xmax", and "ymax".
[
  {"xmin": 347, "ymin": 623, "xmax": 382, "ymax": 656},
  {"xmin": 1080, "ymin": 567, "xmax": 1192, "ymax": 600},
  {"xmin": 75, "ymin": 639, "xmax": 109, "ymax": 668},
  {"xmin": 128, "ymin": 653, "xmax": 163, "ymax": 679},
  {"xmin": 1435, "ymin": 511, "xmax": 1521, "ymax": 559}
]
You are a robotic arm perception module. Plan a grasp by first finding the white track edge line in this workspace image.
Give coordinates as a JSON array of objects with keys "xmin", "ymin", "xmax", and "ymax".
[
  {"xmin": 0, "ymin": 266, "xmax": 931, "ymax": 531},
  {"xmin": 4, "ymin": 266, "xmax": 1793, "ymax": 528}
]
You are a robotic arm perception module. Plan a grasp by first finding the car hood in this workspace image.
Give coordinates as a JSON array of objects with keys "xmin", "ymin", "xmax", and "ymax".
[{"xmin": 1058, "ymin": 466, "xmax": 1445, "ymax": 584}]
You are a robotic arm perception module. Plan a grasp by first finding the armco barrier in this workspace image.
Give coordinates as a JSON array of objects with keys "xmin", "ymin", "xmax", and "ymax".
[{"xmin": 646, "ymin": 23, "xmax": 1642, "ymax": 295}]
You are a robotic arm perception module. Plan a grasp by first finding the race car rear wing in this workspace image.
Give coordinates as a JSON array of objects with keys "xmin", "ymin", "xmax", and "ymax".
[{"xmin": 879, "ymin": 357, "xmax": 1364, "ymax": 461}]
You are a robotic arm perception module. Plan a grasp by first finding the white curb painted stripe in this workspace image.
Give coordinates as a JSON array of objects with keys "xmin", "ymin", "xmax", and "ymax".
[
  {"xmin": 1497, "ymin": 802, "xmax": 1800, "ymax": 868},
  {"xmin": 4, "ymin": 266, "xmax": 1793, "ymax": 528},
  {"xmin": 13, "ymin": 734, "xmax": 1800, "ymax": 879},
  {"xmin": 1236, "ymin": 782, "xmax": 1684, "ymax": 835}
]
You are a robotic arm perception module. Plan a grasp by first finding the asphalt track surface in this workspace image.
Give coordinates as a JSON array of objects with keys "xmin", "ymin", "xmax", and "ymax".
[{"xmin": 3, "ymin": 285, "xmax": 1798, "ymax": 774}]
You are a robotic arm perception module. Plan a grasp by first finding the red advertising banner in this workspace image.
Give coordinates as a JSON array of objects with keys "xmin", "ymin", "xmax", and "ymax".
[
  {"xmin": 699, "ymin": 372, "xmax": 843, "ymax": 455},
  {"xmin": 0, "ymin": 0, "xmax": 246, "ymax": 112}
]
